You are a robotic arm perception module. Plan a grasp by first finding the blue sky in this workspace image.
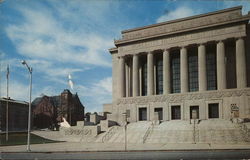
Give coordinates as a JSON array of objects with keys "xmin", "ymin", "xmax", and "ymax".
[{"xmin": 0, "ymin": 0, "xmax": 249, "ymax": 113}]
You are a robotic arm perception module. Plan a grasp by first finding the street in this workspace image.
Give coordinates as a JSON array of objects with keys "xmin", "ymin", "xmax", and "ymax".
[{"xmin": 1, "ymin": 150, "xmax": 250, "ymax": 160}]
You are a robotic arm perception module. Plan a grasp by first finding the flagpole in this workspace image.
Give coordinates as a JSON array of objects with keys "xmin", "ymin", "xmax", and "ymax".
[
  {"xmin": 68, "ymin": 74, "xmax": 74, "ymax": 126},
  {"xmin": 6, "ymin": 65, "xmax": 9, "ymax": 141}
]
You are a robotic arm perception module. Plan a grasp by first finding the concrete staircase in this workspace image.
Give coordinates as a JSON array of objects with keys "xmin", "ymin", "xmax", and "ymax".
[
  {"xmin": 95, "ymin": 121, "xmax": 152, "ymax": 143},
  {"xmin": 146, "ymin": 119, "xmax": 249, "ymax": 144},
  {"xmin": 197, "ymin": 120, "xmax": 247, "ymax": 144},
  {"xmin": 145, "ymin": 121, "xmax": 194, "ymax": 143},
  {"xmin": 96, "ymin": 120, "xmax": 250, "ymax": 144}
]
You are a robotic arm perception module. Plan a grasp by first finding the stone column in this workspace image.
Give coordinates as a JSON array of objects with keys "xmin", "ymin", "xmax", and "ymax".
[
  {"xmin": 125, "ymin": 63, "xmax": 129, "ymax": 97},
  {"xmin": 236, "ymin": 37, "xmax": 247, "ymax": 88},
  {"xmin": 198, "ymin": 44, "xmax": 207, "ymax": 91},
  {"xmin": 216, "ymin": 40, "xmax": 226, "ymax": 90},
  {"xmin": 147, "ymin": 51, "xmax": 154, "ymax": 95},
  {"xmin": 180, "ymin": 47, "xmax": 188, "ymax": 93},
  {"xmin": 133, "ymin": 54, "xmax": 139, "ymax": 96},
  {"xmin": 119, "ymin": 56, "xmax": 125, "ymax": 97},
  {"xmin": 163, "ymin": 49, "xmax": 171, "ymax": 94},
  {"xmin": 139, "ymin": 66, "xmax": 142, "ymax": 96}
]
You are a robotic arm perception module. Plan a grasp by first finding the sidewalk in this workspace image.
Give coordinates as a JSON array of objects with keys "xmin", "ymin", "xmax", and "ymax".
[{"xmin": 1, "ymin": 142, "xmax": 250, "ymax": 152}]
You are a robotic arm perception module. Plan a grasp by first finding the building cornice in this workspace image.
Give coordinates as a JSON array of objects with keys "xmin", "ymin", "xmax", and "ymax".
[
  {"xmin": 109, "ymin": 47, "xmax": 118, "ymax": 54},
  {"xmin": 122, "ymin": 6, "xmax": 242, "ymax": 34},
  {"xmin": 114, "ymin": 6, "xmax": 250, "ymax": 46}
]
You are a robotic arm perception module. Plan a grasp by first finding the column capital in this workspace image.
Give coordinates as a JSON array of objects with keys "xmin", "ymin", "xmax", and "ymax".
[
  {"xmin": 118, "ymin": 55, "xmax": 124, "ymax": 59},
  {"xmin": 179, "ymin": 45, "xmax": 187, "ymax": 49},
  {"xmin": 133, "ymin": 54, "xmax": 139, "ymax": 57},
  {"xmin": 216, "ymin": 39, "xmax": 226, "ymax": 43},
  {"xmin": 198, "ymin": 43, "xmax": 206, "ymax": 46},
  {"xmin": 163, "ymin": 48, "xmax": 170, "ymax": 52},
  {"xmin": 180, "ymin": 46, "xmax": 187, "ymax": 53},
  {"xmin": 137, "ymin": 52, "xmax": 146, "ymax": 56},
  {"xmin": 234, "ymin": 36, "xmax": 246, "ymax": 41},
  {"xmin": 148, "ymin": 50, "xmax": 154, "ymax": 54},
  {"xmin": 124, "ymin": 54, "xmax": 133, "ymax": 58}
]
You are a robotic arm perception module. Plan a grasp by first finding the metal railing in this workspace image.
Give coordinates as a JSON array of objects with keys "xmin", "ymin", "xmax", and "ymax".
[
  {"xmin": 102, "ymin": 126, "xmax": 119, "ymax": 143},
  {"xmin": 142, "ymin": 122, "xmax": 153, "ymax": 144}
]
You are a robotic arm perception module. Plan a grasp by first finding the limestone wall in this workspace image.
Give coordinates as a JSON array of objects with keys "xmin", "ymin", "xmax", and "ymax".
[{"xmin": 108, "ymin": 88, "xmax": 250, "ymax": 125}]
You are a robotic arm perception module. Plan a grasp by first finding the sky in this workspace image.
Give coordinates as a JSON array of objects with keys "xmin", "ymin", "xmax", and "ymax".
[{"xmin": 0, "ymin": 0, "xmax": 249, "ymax": 113}]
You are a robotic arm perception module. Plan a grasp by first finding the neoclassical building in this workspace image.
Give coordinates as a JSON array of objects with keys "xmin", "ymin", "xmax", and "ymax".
[{"xmin": 104, "ymin": 6, "xmax": 250, "ymax": 124}]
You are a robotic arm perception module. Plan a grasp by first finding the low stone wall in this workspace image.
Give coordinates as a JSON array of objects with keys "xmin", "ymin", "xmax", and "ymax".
[
  {"xmin": 60, "ymin": 126, "xmax": 101, "ymax": 137},
  {"xmin": 59, "ymin": 125, "xmax": 101, "ymax": 142},
  {"xmin": 100, "ymin": 120, "xmax": 117, "ymax": 132}
]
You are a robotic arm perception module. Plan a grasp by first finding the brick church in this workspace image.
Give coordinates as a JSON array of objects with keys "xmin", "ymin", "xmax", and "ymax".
[{"xmin": 32, "ymin": 89, "xmax": 84, "ymax": 129}]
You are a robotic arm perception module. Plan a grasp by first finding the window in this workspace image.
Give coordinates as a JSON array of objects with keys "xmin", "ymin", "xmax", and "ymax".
[
  {"xmin": 225, "ymin": 40, "xmax": 236, "ymax": 89},
  {"xmin": 139, "ymin": 108, "xmax": 147, "ymax": 121},
  {"xmin": 171, "ymin": 51, "xmax": 180, "ymax": 93},
  {"xmin": 206, "ymin": 44, "xmax": 217, "ymax": 90},
  {"xmin": 141, "ymin": 57, "xmax": 147, "ymax": 96},
  {"xmin": 156, "ymin": 55, "xmax": 163, "ymax": 95},
  {"xmin": 171, "ymin": 105, "xmax": 181, "ymax": 120},
  {"xmin": 208, "ymin": 103, "xmax": 219, "ymax": 118},
  {"xmin": 190, "ymin": 106, "xmax": 199, "ymax": 119},
  {"xmin": 154, "ymin": 108, "xmax": 163, "ymax": 120},
  {"xmin": 188, "ymin": 49, "xmax": 198, "ymax": 92}
]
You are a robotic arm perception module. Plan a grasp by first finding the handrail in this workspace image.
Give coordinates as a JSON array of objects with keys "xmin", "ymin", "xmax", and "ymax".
[
  {"xmin": 102, "ymin": 126, "xmax": 118, "ymax": 143},
  {"xmin": 143, "ymin": 122, "xmax": 153, "ymax": 143}
]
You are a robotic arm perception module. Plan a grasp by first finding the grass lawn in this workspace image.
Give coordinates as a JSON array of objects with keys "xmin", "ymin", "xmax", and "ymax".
[{"xmin": 0, "ymin": 132, "xmax": 61, "ymax": 146}]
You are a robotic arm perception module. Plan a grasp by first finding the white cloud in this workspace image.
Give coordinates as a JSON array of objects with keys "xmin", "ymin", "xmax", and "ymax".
[
  {"xmin": 156, "ymin": 6, "xmax": 198, "ymax": 23},
  {"xmin": 28, "ymin": 59, "xmax": 84, "ymax": 84},
  {"xmin": 37, "ymin": 86, "xmax": 58, "ymax": 97},
  {"xmin": 2, "ymin": 1, "xmax": 123, "ymax": 113},
  {"xmin": 0, "ymin": 79, "xmax": 29, "ymax": 101},
  {"xmin": 93, "ymin": 77, "xmax": 112, "ymax": 94},
  {"xmin": 0, "ymin": 77, "xmax": 60, "ymax": 102},
  {"xmin": 76, "ymin": 77, "xmax": 112, "ymax": 113},
  {"xmin": 5, "ymin": 2, "xmax": 113, "ymax": 67}
]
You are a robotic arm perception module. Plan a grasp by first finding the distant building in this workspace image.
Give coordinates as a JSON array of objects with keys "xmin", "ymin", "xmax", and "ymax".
[
  {"xmin": 32, "ymin": 89, "xmax": 84, "ymax": 129},
  {"xmin": 0, "ymin": 98, "xmax": 29, "ymax": 132}
]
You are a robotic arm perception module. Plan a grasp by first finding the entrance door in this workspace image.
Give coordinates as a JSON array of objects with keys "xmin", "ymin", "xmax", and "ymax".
[
  {"xmin": 139, "ymin": 108, "xmax": 147, "ymax": 121},
  {"xmin": 190, "ymin": 106, "xmax": 199, "ymax": 119},
  {"xmin": 171, "ymin": 105, "xmax": 181, "ymax": 120},
  {"xmin": 209, "ymin": 103, "xmax": 219, "ymax": 118},
  {"xmin": 154, "ymin": 108, "xmax": 163, "ymax": 120}
]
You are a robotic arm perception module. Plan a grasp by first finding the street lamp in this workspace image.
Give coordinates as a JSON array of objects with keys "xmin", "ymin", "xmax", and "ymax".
[
  {"xmin": 122, "ymin": 112, "xmax": 127, "ymax": 151},
  {"xmin": 21, "ymin": 60, "xmax": 32, "ymax": 152}
]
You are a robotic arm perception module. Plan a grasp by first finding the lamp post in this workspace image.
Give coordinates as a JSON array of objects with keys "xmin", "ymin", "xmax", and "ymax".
[
  {"xmin": 21, "ymin": 60, "xmax": 32, "ymax": 152},
  {"xmin": 122, "ymin": 112, "xmax": 127, "ymax": 151}
]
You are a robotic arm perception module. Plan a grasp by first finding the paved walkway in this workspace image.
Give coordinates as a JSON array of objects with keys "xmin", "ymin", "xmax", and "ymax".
[{"xmin": 1, "ymin": 142, "xmax": 250, "ymax": 152}]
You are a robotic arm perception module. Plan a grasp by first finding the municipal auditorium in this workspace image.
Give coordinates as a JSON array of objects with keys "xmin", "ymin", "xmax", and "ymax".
[{"xmin": 104, "ymin": 6, "xmax": 250, "ymax": 124}]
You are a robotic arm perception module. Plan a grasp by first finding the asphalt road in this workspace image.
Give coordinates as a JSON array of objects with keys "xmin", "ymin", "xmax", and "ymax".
[{"xmin": 1, "ymin": 150, "xmax": 250, "ymax": 160}]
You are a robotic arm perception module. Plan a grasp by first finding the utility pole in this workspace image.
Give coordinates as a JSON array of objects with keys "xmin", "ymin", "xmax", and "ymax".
[
  {"xmin": 6, "ymin": 65, "xmax": 9, "ymax": 141},
  {"xmin": 0, "ymin": 58, "xmax": 2, "ymax": 138}
]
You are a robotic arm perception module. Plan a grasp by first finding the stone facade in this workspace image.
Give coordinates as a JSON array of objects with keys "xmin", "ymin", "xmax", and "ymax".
[{"xmin": 106, "ymin": 6, "xmax": 250, "ymax": 125}]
